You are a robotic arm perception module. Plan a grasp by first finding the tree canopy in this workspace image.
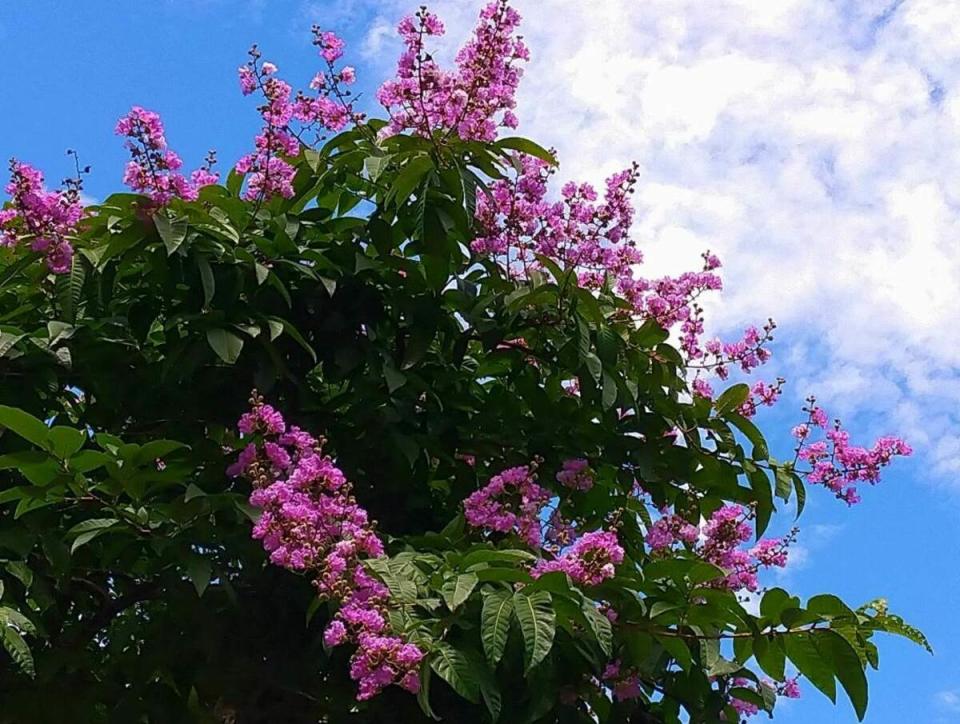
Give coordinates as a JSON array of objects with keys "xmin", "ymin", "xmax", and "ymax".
[{"xmin": 0, "ymin": 2, "xmax": 924, "ymax": 722}]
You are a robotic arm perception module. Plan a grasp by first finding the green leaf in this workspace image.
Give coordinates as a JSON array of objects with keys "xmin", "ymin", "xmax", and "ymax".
[
  {"xmin": 391, "ymin": 156, "xmax": 433, "ymax": 207},
  {"xmin": 135, "ymin": 439, "xmax": 188, "ymax": 465},
  {"xmin": 759, "ymin": 680, "xmax": 778, "ymax": 712},
  {"xmin": 365, "ymin": 558, "xmax": 417, "ymax": 603},
  {"xmin": 68, "ymin": 449, "xmax": 110, "ymax": 473},
  {"xmin": 155, "ymin": 211, "xmax": 188, "ymax": 255},
  {"xmin": 0, "ymin": 330, "xmax": 25, "ymax": 359},
  {"xmin": 784, "ymin": 632, "xmax": 836, "ymax": 702},
  {"xmin": 708, "ymin": 655, "xmax": 743, "ymax": 677},
  {"xmin": 727, "ymin": 412, "xmax": 769, "ymax": 459},
  {"xmin": 48, "ymin": 426, "xmax": 86, "ymax": 459},
  {"xmin": 860, "ymin": 600, "xmax": 932, "ymax": 653},
  {"xmin": 494, "ymin": 137, "xmax": 557, "ymax": 165},
  {"xmin": 430, "ymin": 642, "xmax": 480, "ymax": 704},
  {"xmin": 197, "ymin": 256, "xmax": 215, "ymax": 307},
  {"xmin": 184, "ymin": 484, "xmax": 207, "ymax": 502},
  {"xmin": 513, "ymin": 589, "xmax": 555, "ymax": 672},
  {"xmin": 0, "ymin": 606, "xmax": 35, "ymax": 636},
  {"xmin": 5, "ymin": 562, "xmax": 32, "ymax": 590},
  {"xmin": 753, "ymin": 635, "xmax": 786, "ymax": 681},
  {"xmin": 481, "ymin": 589, "xmax": 514, "ymax": 666},
  {"xmin": 820, "ymin": 630, "xmax": 868, "ymax": 720},
  {"xmin": 715, "ymin": 383, "xmax": 750, "ymax": 415},
  {"xmin": 0, "ymin": 252, "xmax": 41, "ymax": 290},
  {"xmin": 279, "ymin": 319, "xmax": 316, "ymax": 362},
  {"xmin": 441, "ymin": 573, "xmax": 478, "ymax": 612},
  {"xmin": 461, "ymin": 548, "xmax": 536, "ymax": 570},
  {"xmin": 658, "ymin": 635, "xmax": 693, "ymax": 671},
  {"xmin": 186, "ymin": 556, "xmax": 213, "ymax": 597},
  {"xmin": 580, "ymin": 601, "xmax": 613, "ymax": 657},
  {"xmin": 807, "ymin": 594, "xmax": 856, "ymax": 619},
  {"xmin": 1, "ymin": 626, "xmax": 34, "ymax": 677},
  {"xmin": 383, "ymin": 363, "xmax": 407, "ymax": 393},
  {"xmin": 0, "ymin": 406, "xmax": 49, "ymax": 449},
  {"xmin": 760, "ymin": 588, "xmax": 792, "ymax": 620},
  {"xmin": 206, "ymin": 328, "xmax": 244, "ymax": 364},
  {"xmin": 479, "ymin": 673, "xmax": 502, "ymax": 722},
  {"xmin": 417, "ymin": 662, "xmax": 440, "ymax": 720},
  {"xmin": 364, "ymin": 154, "xmax": 392, "ymax": 182},
  {"xmin": 56, "ymin": 255, "xmax": 87, "ymax": 324},
  {"xmin": 0, "ymin": 451, "xmax": 50, "ymax": 469},
  {"xmin": 68, "ymin": 518, "xmax": 118, "ymax": 553}
]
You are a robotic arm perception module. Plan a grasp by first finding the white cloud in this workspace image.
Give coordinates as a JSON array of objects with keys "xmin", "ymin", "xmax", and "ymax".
[
  {"xmin": 937, "ymin": 689, "xmax": 960, "ymax": 712},
  {"xmin": 352, "ymin": 0, "xmax": 960, "ymax": 480}
]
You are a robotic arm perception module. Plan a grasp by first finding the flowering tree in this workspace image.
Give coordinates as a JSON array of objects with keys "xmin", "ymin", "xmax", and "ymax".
[{"xmin": 0, "ymin": 2, "xmax": 927, "ymax": 722}]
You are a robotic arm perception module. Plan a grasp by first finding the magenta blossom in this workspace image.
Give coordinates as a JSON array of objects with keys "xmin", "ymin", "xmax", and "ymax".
[{"xmin": 1, "ymin": 159, "xmax": 81, "ymax": 274}]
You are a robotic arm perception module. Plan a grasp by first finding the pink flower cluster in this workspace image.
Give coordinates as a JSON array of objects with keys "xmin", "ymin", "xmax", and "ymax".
[
  {"xmin": 377, "ymin": 0, "xmax": 528, "ymax": 140},
  {"xmin": 727, "ymin": 676, "xmax": 801, "ymax": 719},
  {"xmin": 532, "ymin": 529, "xmax": 624, "ymax": 586},
  {"xmin": 470, "ymin": 154, "xmax": 774, "ymax": 371},
  {"xmin": 230, "ymin": 392, "xmax": 422, "ymax": 700},
  {"xmin": 235, "ymin": 30, "xmax": 359, "ymax": 201},
  {"xmin": 699, "ymin": 320, "xmax": 776, "ymax": 380},
  {"xmin": 645, "ymin": 512, "xmax": 699, "ymax": 550},
  {"xmin": 647, "ymin": 505, "xmax": 792, "ymax": 592},
  {"xmin": 602, "ymin": 660, "xmax": 643, "ymax": 702},
  {"xmin": 115, "ymin": 107, "xmax": 219, "ymax": 204},
  {"xmin": 463, "ymin": 462, "xmax": 551, "ymax": 547},
  {"xmin": 792, "ymin": 399, "xmax": 911, "ymax": 505},
  {"xmin": 737, "ymin": 378, "xmax": 785, "ymax": 419},
  {"xmin": 556, "ymin": 458, "xmax": 595, "ymax": 491},
  {"xmin": 0, "ymin": 159, "xmax": 81, "ymax": 273},
  {"xmin": 472, "ymin": 156, "xmax": 641, "ymax": 282}
]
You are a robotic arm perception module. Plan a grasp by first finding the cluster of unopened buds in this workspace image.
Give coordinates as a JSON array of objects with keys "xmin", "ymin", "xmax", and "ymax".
[
  {"xmin": 229, "ymin": 391, "xmax": 422, "ymax": 700},
  {"xmin": 646, "ymin": 504, "xmax": 795, "ymax": 592},
  {"xmin": 791, "ymin": 397, "xmax": 911, "ymax": 505},
  {"xmin": 115, "ymin": 106, "xmax": 219, "ymax": 204},
  {"xmin": 0, "ymin": 156, "xmax": 83, "ymax": 273}
]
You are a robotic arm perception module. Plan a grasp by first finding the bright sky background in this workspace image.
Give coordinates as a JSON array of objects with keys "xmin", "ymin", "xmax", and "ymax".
[{"xmin": 1, "ymin": 1, "xmax": 958, "ymax": 721}]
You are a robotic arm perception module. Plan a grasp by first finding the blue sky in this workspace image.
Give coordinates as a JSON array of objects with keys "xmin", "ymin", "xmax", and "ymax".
[{"xmin": 2, "ymin": 0, "xmax": 959, "ymax": 721}]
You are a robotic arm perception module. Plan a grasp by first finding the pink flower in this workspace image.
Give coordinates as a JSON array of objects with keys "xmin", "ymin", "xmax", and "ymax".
[
  {"xmin": 793, "ymin": 402, "xmax": 911, "ymax": 504},
  {"xmin": 378, "ymin": 1, "xmax": 528, "ymax": 141},
  {"xmin": 231, "ymin": 394, "xmax": 422, "ymax": 702},
  {"xmin": 116, "ymin": 107, "xmax": 213, "ymax": 205},
  {"xmin": 464, "ymin": 463, "xmax": 551, "ymax": 547},
  {"xmin": 556, "ymin": 458, "xmax": 594, "ymax": 491},
  {"xmin": 239, "ymin": 66, "xmax": 257, "ymax": 95},
  {"xmin": 317, "ymin": 31, "xmax": 345, "ymax": 63},
  {"xmin": 692, "ymin": 378, "xmax": 714, "ymax": 400},
  {"xmin": 324, "ymin": 620, "xmax": 348, "ymax": 647},
  {"xmin": 0, "ymin": 160, "xmax": 82, "ymax": 274},
  {"xmin": 532, "ymin": 529, "xmax": 624, "ymax": 586}
]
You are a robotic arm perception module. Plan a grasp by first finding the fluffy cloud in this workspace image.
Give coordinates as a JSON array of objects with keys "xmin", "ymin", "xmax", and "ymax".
[
  {"xmin": 352, "ymin": 0, "xmax": 960, "ymax": 478},
  {"xmin": 936, "ymin": 689, "xmax": 960, "ymax": 712}
]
